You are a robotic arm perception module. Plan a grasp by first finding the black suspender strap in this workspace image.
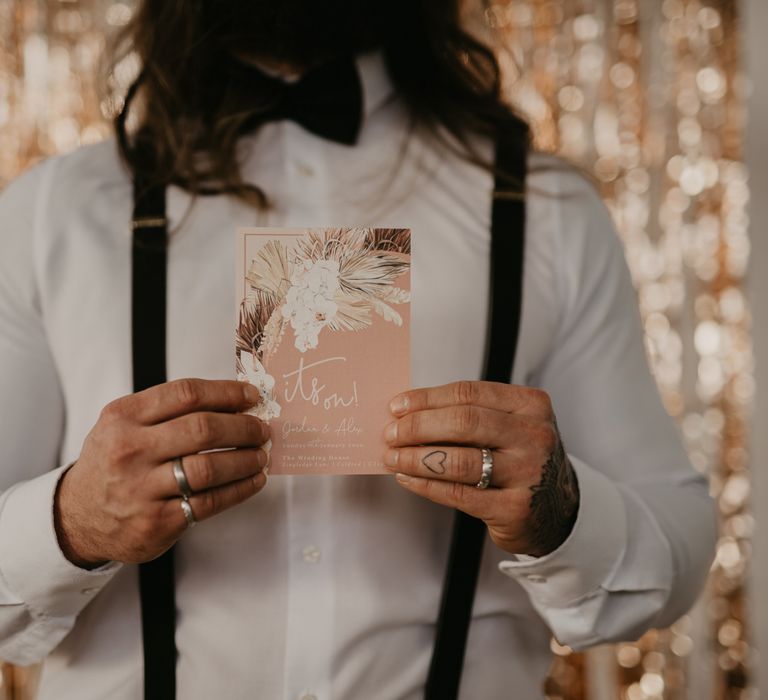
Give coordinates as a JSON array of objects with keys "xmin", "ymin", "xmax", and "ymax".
[
  {"xmin": 425, "ymin": 138, "xmax": 528, "ymax": 700},
  {"xmin": 131, "ymin": 175, "xmax": 177, "ymax": 700}
]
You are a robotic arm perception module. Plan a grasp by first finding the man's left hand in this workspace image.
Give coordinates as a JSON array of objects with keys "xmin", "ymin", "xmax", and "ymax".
[{"xmin": 383, "ymin": 381, "xmax": 580, "ymax": 558}]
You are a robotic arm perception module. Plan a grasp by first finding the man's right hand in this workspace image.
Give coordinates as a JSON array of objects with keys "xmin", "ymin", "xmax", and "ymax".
[{"xmin": 54, "ymin": 378, "xmax": 270, "ymax": 568}]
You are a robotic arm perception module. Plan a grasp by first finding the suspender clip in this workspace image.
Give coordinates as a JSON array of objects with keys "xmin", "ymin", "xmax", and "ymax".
[{"xmin": 132, "ymin": 217, "xmax": 168, "ymax": 230}]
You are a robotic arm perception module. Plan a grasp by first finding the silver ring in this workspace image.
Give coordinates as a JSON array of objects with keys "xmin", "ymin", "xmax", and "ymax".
[
  {"xmin": 475, "ymin": 448, "xmax": 493, "ymax": 490},
  {"xmin": 180, "ymin": 499, "xmax": 197, "ymax": 528},
  {"xmin": 172, "ymin": 457, "xmax": 193, "ymax": 500}
]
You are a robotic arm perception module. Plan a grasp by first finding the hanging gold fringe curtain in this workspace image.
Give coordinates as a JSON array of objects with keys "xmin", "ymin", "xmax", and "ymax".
[{"xmin": 483, "ymin": 1, "xmax": 752, "ymax": 698}]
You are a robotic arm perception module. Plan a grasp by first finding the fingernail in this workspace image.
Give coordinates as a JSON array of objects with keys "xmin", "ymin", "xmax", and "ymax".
[
  {"xmin": 243, "ymin": 383, "xmax": 261, "ymax": 405},
  {"xmin": 395, "ymin": 473, "xmax": 412, "ymax": 484},
  {"xmin": 261, "ymin": 439, "xmax": 272, "ymax": 475},
  {"xmin": 390, "ymin": 395, "xmax": 409, "ymax": 415},
  {"xmin": 384, "ymin": 421, "xmax": 398, "ymax": 443},
  {"xmin": 260, "ymin": 446, "xmax": 272, "ymax": 472},
  {"xmin": 384, "ymin": 449, "xmax": 399, "ymax": 469}
]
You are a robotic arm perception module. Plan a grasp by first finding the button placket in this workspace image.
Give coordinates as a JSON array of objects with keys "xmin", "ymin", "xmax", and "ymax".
[
  {"xmin": 302, "ymin": 545, "xmax": 321, "ymax": 564},
  {"xmin": 283, "ymin": 125, "xmax": 331, "ymax": 224},
  {"xmin": 283, "ymin": 476, "xmax": 334, "ymax": 700},
  {"xmin": 280, "ymin": 127, "xmax": 335, "ymax": 700},
  {"xmin": 294, "ymin": 161, "xmax": 316, "ymax": 178}
]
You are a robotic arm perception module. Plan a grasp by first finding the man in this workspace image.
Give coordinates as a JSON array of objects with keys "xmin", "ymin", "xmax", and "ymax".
[{"xmin": 0, "ymin": 1, "xmax": 716, "ymax": 698}]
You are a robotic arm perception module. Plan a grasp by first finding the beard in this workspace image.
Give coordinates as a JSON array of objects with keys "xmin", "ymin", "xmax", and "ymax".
[{"xmin": 213, "ymin": 0, "xmax": 410, "ymax": 70}]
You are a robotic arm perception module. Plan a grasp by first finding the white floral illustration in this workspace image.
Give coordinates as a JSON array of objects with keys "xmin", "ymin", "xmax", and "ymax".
[
  {"xmin": 236, "ymin": 228, "xmax": 410, "ymax": 421},
  {"xmin": 281, "ymin": 258, "xmax": 341, "ymax": 352},
  {"xmin": 238, "ymin": 351, "xmax": 282, "ymax": 420}
]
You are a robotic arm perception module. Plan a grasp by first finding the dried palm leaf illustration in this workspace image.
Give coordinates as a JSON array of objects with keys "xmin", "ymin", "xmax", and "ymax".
[{"xmin": 244, "ymin": 240, "xmax": 292, "ymax": 298}]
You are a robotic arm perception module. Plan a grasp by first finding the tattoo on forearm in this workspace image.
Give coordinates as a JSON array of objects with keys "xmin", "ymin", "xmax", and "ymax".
[
  {"xmin": 526, "ymin": 426, "xmax": 580, "ymax": 556},
  {"xmin": 422, "ymin": 450, "xmax": 447, "ymax": 475}
]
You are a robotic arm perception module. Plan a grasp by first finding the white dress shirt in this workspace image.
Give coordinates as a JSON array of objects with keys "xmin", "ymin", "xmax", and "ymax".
[{"xmin": 0, "ymin": 53, "xmax": 716, "ymax": 700}]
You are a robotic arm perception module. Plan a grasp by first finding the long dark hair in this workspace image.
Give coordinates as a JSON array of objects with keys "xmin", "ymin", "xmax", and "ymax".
[{"xmin": 112, "ymin": 1, "xmax": 529, "ymax": 206}]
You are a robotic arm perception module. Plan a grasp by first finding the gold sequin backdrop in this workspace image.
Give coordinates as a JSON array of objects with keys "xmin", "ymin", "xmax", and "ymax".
[{"xmin": 0, "ymin": 1, "xmax": 753, "ymax": 699}]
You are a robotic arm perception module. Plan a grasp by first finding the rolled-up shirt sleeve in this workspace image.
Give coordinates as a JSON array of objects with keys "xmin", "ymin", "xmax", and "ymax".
[
  {"xmin": 0, "ymin": 162, "xmax": 120, "ymax": 665},
  {"xmin": 497, "ymin": 168, "xmax": 717, "ymax": 649}
]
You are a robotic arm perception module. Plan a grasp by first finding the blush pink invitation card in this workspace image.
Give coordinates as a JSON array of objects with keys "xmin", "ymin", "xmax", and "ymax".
[{"xmin": 235, "ymin": 228, "xmax": 411, "ymax": 475}]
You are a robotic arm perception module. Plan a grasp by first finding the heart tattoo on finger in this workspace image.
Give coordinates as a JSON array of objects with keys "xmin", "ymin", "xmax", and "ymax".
[{"xmin": 422, "ymin": 450, "xmax": 448, "ymax": 475}]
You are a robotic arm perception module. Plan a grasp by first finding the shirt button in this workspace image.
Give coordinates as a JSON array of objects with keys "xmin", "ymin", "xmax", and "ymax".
[
  {"xmin": 525, "ymin": 574, "xmax": 547, "ymax": 584},
  {"xmin": 294, "ymin": 162, "xmax": 315, "ymax": 178},
  {"xmin": 80, "ymin": 587, "xmax": 99, "ymax": 595},
  {"xmin": 301, "ymin": 545, "xmax": 321, "ymax": 564}
]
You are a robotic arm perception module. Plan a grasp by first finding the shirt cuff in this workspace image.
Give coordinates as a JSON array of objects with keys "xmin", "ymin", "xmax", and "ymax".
[
  {"xmin": 497, "ymin": 455, "xmax": 627, "ymax": 607},
  {"xmin": 0, "ymin": 464, "xmax": 121, "ymax": 618}
]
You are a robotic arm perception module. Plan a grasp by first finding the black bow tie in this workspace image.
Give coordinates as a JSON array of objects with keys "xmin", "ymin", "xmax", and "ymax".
[{"xmin": 237, "ymin": 59, "xmax": 364, "ymax": 146}]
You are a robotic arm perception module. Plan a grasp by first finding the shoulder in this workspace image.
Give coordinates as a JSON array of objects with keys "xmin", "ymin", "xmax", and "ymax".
[
  {"xmin": 523, "ymin": 152, "xmax": 632, "ymax": 321},
  {"xmin": 0, "ymin": 138, "xmax": 132, "ymax": 297},
  {"xmin": 0, "ymin": 138, "xmax": 130, "ymax": 215},
  {"xmin": 526, "ymin": 151, "xmax": 626, "ymax": 271},
  {"xmin": 526, "ymin": 151, "xmax": 616, "ymax": 237},
  {"xmin": 0, "ymin": 138, "xmax": 133, "ymax": 262},
  {"xmin": 46, "ymin": 137, "xmax": 131, "ymax": 204}
]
